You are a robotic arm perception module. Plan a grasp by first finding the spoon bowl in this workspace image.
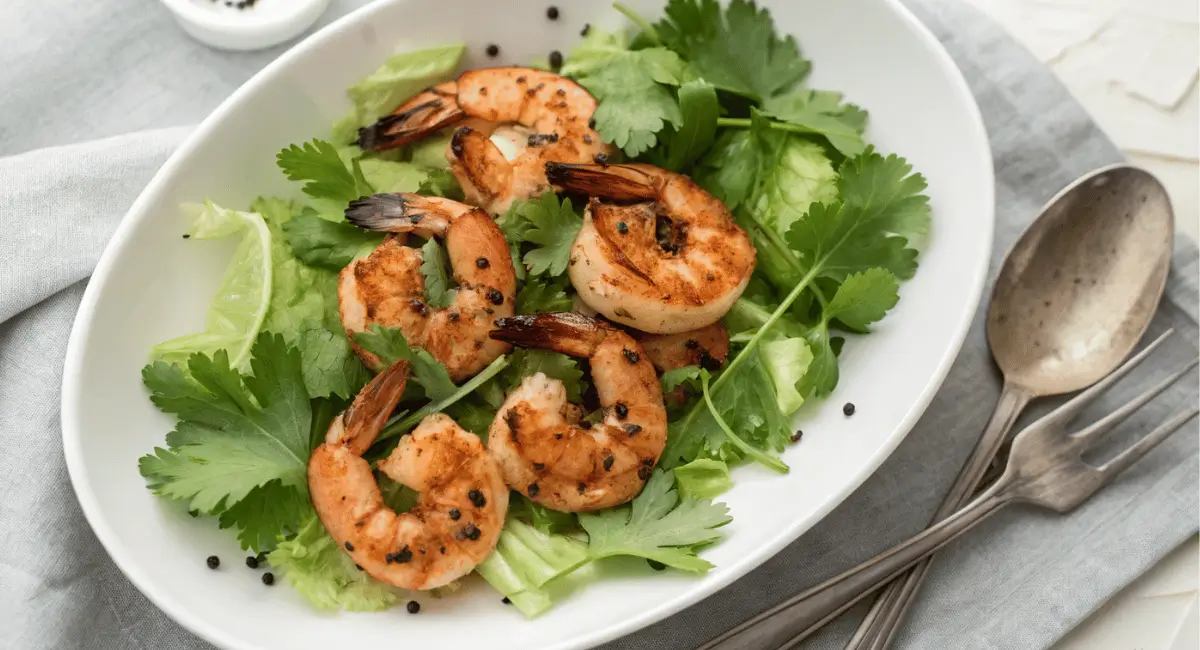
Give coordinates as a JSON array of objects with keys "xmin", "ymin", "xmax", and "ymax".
[{"xmin": 987, "ymin": 165, "xmax": 1174, "ymax": 396}]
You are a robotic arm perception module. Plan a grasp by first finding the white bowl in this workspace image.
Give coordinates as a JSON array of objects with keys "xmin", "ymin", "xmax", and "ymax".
[
  {"xmin": 160, "ymin": 0, "xmax": 331, "ymax": 51},
  {"xmin": 61, "ymin": 0, "xmax": 994, "ymax": 648}
]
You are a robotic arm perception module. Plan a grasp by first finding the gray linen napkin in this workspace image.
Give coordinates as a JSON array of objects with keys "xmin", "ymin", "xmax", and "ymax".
[{"xmin": 0, "ymin": 0, "xmax": 1195, "ymax": 648}]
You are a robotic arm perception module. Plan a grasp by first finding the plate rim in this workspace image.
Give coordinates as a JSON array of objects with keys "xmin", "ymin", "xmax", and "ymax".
[{"xmin": 60, "ymin": 0, "xmax": 995, "ymax": 647}]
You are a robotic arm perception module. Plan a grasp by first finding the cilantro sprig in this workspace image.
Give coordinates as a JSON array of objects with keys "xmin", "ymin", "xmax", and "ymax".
[{"xmin": 138, "ymin": 334, "xmax": 313, "ymax": 552}]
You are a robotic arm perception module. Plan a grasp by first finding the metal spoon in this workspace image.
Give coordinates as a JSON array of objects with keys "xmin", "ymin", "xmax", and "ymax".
[{"xmin": 844, "ymin": 164, "xmax": 1175, "ymax": 650}]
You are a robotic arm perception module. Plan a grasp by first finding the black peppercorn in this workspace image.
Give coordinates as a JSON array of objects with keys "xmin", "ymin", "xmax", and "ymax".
[
  {"xmin": 407, "ymin": 600, "xmax": 421, "ymax": 614},
  {"xmin": 638, "ymin": 466, "xmax": 652, "ymax": 480},
  {"xmin": 344, "ymin": 541, "xmax": 354, "ymax": 552},
  {"xmin": 476, "ymin": 257, "xmax": 490, "ymax": 268},
  {"xmin": 625, "ymin": 423, "xmax": 642, "ymax": 436},
  {"xmin": 548, "ymin": 50, "xmax": 563, "ymax": 70},
  {"xmin": 616, "ymin": 221, "xmax": 629, "ymax": 234},
  {"xmin": 622, "ymin": 349, "xmax": 639, "ymax": 364},
  {"xmin": 206, "ymin": 555, "xmax": 220, "ymax": 570},
  {"xmin": 449, "ymin": 508, "xmax": 461, "ymax": 520},
  {"xmin": 603, "ymin": 455, "xmax": 614, "ymax": 471},
  {"xmin": 262, "ymin": 572, "xmax": 275, "ymax": 586},
  {"xmin": 528, "ymin": 483, "xmax": 540, "ymax": 497},
  {"xmin": 245, "ymin": 556, "xmax": 259, "ymax": 569},
  {"xmin": 485, "ymin": 44, "xmax": 500, "ymax": 57},
  {"xmin": 614, "ymin": 403, "xmax": 628, "ymax": 419},
  {"xmin": 546, "ymin": 6, "xmax": 559, "ymax": 19},
  {"xmin": 843, "ymin": 402, "xmax": 856, "ymax": 416},
  {"xmin": 469, "ymin": 489, "xmax": 487, "ymax": 508},
  {"xmin": 486, "ymin": 289, "xmax": 504, "ymax": 305}
]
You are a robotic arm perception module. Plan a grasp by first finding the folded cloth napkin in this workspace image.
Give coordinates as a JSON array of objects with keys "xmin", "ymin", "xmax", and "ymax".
[{"xmin": 0, "ymin": 0, "xmax": 1195, "ymax": 648}]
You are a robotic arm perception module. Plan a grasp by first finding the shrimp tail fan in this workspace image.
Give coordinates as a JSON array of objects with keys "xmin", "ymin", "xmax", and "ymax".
[
  {"xmin": 544, "ymin": 162, "xmax": 657, "ymax": 203},
  {"xmin": 489, "ymin": 313, "xmax": 609, "ymax": 357},
  {"xmin": 346, "ymin": 194, "xmax": 420, "ymax": 231},
  {"xmin": 357, "ymin": 97, "xmax": 465, "ymax": 151}
]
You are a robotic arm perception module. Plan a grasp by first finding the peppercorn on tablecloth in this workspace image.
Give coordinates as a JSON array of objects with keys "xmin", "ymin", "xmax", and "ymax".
[{"xmin": 1, "ymin": 0, "xmax": 1196, "ymax": 648}]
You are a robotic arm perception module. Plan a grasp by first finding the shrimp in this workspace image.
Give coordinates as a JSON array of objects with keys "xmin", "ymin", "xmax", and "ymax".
[
  {"xmin": 340, "ymin": 193, "xmax": 516, "ymax": 382},
  {"xmin": 308, "ymin": 360, "xmax": 510, "ymax": 590},
  {"xmin": 547, "ymin": 162, "xmax": 756, "ymax": 334},
  {"xmin": 487, "ymin": 313, "xmax": 667, "ymax": 512},
  {"xmin": 634, "ymin": 322, "xmax": 730, "ymax": 407},
  {"xmin": 356, "ymin": 68, "xmax": 613, "ymax": 216}
]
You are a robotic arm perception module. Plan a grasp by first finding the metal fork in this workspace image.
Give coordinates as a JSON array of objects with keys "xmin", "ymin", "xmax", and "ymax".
[{"xmin": 696, "ymin": 331, "xmax": 1199, "ymax": 650}]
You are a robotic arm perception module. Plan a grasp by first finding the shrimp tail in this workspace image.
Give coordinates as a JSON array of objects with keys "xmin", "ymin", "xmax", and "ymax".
[
  {"xmin": 332, "ymin": 359, "xmax": 410, "ymax": 455},
  {"xmin": 356, "ymin": 86, "xmax": 466, "ymax": 151},
  {"xmin": 345, "ymin": 193, "xmax": 417, "ymax": 231},
  {"xmin": 490, "ymin": 313, "xmax": 610, "ymax": 358},
  {"xmin": 544, "ymin": 162, "xmax": 658, "ymax": 203}
]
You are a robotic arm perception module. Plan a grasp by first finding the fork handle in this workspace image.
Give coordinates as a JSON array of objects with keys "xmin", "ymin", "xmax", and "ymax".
[
  {"xmin": 696, "ymin": 482, "xmax": 1016, "ymax": 650},
  {"xmin": 846, "ymin": 383, "xmax": 1033, "ymax": 650}
]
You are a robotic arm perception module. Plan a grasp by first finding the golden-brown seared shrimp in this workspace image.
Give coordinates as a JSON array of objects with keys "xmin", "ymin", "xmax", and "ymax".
[
  {"xmin": 339, "ymin": 194, "xmax": 516, "ymax": 381},
  {"xmin": 356, "ymin": 68, "xmax": 613, "ymax": 215},
  {"xmin": 634, "ymin": 322, "xmax": 730, "ymax": 407},
  {"xmin": 548, "ymin": 162, "xmax": 756, "ymax": 334},
  {"xmin": 308, "ymin": 361, "xmax": 509, "ymax": 591},
  {"xmin": 487, "ymin": 313, "xmax": 667, "ymax": 512}
]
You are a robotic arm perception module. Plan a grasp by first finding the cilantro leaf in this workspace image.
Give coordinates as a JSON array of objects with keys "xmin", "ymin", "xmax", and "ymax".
[
  {"xmin": 217, "ymin": 481, "xmax": 311, "ymax": 552},
  {"xmin": 419, "ymin": 238, "xmax": 457, "ymax": 308},
  {"xmin": 443, "ymin": 396, "xmax": 497, "ymax": 438},
  {"xmin": 761, "ymin": 89, "xmax": 869, "ymax": 157},
  {"xmin": 503, "ymin": 349, "xmax": 587, "ymax": 401},
  {"xmin": 352, "ymin": 325, "xmax": 457, "ymax": 401},
  {"xmin": 654, "ymin": 0, "xmax": 809, "ymax": 101},
  {"xmin": 786, "ymin": 149, "xmax": 929, "ymax": 282},
  {"xmin": 562, "ymin": 30, "xmax": 687, "ymax": 156},
  {"xmin": 138, "ymin": 333, "xmax": 312, "ymax": 551},
  {"xmin": 663, "ymin": 81, "xmax": 719, "ymax": 171},
  {"xmin": 516, "ymin": 277, "xmax": 574, "ymax": 315},
  {"xmin": 282, "ymin": 210, "xmax": 382, "ymax": 271},
  {"xmin": 693, "ymin": 128, "xmax": 763, "ymax": 211},
  {"xmin": 824, "ymin": 268, "xmax": 900, "ymax": 332},
  {"xmin": 520, "ymin": 193, "xmax": 583, "ymax": 277},
  {"xmin": 277, "ymin": 139, "xmax": 373, "ymax": 204},
  {"xmin": 661, "ymin": 365, "xmax": 700, "ymax": 393},
  {"xmin": 800, "ymin": 269, "xmax": 899, "ymax": 397},
  {"xmin": 579, "ymin": 469, "xmax": 731, "ymax": 572},
  {"xmin": 256, "ymin": 198, "xmax": 370, "ymax": 400}
]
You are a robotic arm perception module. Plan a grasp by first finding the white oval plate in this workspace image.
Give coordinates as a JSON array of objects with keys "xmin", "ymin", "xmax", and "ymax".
[{"xmin": 61, "ymin": 0, "xmax": 993, "ymax": 648}]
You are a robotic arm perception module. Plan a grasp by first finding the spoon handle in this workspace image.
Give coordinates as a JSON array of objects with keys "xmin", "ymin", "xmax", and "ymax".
[{"xmin": 844, "ymin": 382, "xmax": 1033, "ymax": 650}]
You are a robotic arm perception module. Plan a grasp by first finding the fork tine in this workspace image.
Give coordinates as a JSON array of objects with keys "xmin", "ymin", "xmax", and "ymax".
[
  {"xmin": 1071, "ymin": 357, "xmax": 1200, "ymax": 445},
  {"xmin": 1037, "ymin": 330, "xmax": 1175, "ymax": 430},
  {"xmin": 1096, "ymin": 406, "xmax": 1200, "ymax": 478}
]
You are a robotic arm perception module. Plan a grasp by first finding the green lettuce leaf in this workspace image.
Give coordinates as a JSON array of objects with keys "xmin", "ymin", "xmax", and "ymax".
[
  {"xmin": 268, "ymin": 516, "xmax": 398, "ymax": 611},
  {"xmin": 332, "ymin": 44, "xmax": 466, "ymax": 143}
]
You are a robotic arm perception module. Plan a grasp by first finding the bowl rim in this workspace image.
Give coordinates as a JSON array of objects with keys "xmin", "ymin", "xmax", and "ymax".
[{"xmin": 60, "ymin": 0, "xmax": 995, "ymax": 647}]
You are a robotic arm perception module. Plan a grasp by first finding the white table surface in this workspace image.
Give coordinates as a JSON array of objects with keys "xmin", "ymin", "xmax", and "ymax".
[{"xmin": 962, "ymin": 0, "xmax": 1199, "ymax": 647}]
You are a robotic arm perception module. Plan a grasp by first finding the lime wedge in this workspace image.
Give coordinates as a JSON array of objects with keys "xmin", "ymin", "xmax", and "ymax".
[{"xmin": 152, "ymin": 200, "xmax": 273, "ymax": 369}]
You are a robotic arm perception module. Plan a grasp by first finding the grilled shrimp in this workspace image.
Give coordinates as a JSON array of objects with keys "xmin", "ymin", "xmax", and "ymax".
[
  {"xmin": 487, "ymin": 313, "xmax": 667, "ymax": 512},
  {"xmin": 356, "ymin": 68, "xmax": 613, "ymax": 215},
  {"xmin": 635, "ymin": 322, "xmax": 730, "ymax": 406},
  {"xmin": 340, "ymin": 194, "xmax": 516, "ymax": 382},
  {"xmin": 308, "ymin": 361, "xmax": 509, "ymax": 591},
  {"xmin": 547, "ymin": 162, "xmax": 756, "ymax": 334}
]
